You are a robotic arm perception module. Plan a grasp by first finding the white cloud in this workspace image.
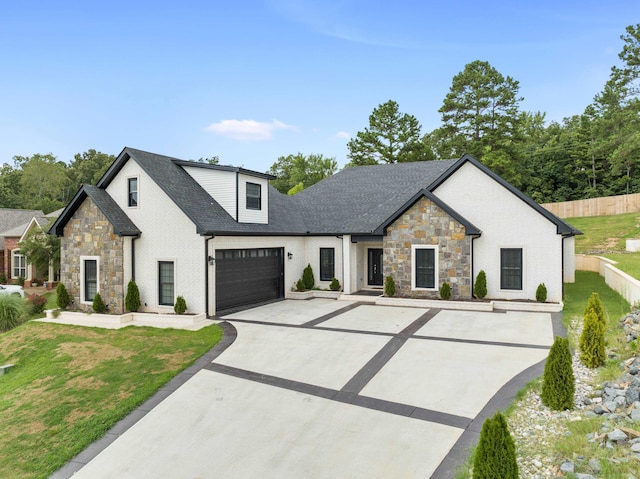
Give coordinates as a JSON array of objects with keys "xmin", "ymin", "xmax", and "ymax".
[
  {"xmin": 205, "ymin": 119, "xmax": 297, "ymax": 141},
  {"xmin": 335, "ymin": 131, "xmax": 350, "ymax": 139}
]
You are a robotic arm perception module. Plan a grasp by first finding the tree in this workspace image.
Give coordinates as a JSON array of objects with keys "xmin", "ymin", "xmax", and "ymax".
[
  {"xmin": 268, "ymin": 153, "xmax": 337, "ymax": 194},
  {"xmin": 541, "ymin": 336, "xmax": 574, "ymax": 410},
  {"xmin": 194, "ymin": 156, "xmax": 220, "ymax": 165},
  {"xmin": 0, "ymin": 163, "xmax": 23, "ymax": 208},
  {"xmin": 580, "ymin": 309, "xmax": 606, "ymax": 368},
  {"xmin": 67, "ymin": 150, "xmax": 115, "ymax": 191},
  {"xmin": 472, "ymin": 411, "xmax": 518, "ymax": 479},
  {"xmin": 17, "ymin": 220, "xmax": 60, "ymax": 280},
  {"xmin": 125, "ymin": 279, "xmax": 141, "ymax": 312},
  {"xmin": 347, "ymin": 100, "xmax": 433, "ymax": 165},
  {"xmin": 15, "ymin": 154, "xmax": 69, "ymax": 213}
]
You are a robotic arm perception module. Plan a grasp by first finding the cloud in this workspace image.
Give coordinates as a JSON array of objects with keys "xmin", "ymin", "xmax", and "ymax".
[
  {"xmin": 205, "ymin": 119, "xmax": 297, "ymax": 141},
  {"xmin": 335, "ymin": 131, "xmax": 350, "ymax": 139}
]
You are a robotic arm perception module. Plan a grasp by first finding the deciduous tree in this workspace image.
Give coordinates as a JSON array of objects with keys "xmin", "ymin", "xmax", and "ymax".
[{"xmin": 268, "ymin": 153, "xmax": 337, "ymax": 194}]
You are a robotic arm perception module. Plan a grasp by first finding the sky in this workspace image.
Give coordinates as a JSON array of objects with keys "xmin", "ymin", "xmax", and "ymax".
[{"xmin": 0, "ymin": 1, "xmax": 635, "ymax": 173}]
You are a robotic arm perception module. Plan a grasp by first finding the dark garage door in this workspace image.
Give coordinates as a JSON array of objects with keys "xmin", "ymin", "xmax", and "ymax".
[{"xmin": 215, "ymin": 248, "xmax": 284, "ymax": 311}]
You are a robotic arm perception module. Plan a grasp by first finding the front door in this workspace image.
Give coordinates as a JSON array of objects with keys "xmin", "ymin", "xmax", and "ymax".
[{"xmin": 367, "ymin": 248, "xmax": 383, "ymax": 286}]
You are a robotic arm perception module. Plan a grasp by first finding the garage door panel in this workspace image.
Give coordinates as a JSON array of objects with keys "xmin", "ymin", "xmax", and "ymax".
[{"xmin": 215, "ymin": 248, "xmax": 284, "ymax": 311}]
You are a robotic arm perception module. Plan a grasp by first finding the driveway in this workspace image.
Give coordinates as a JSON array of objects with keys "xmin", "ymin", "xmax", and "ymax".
[{"xmin": 53, "ymin": 299, "xmax": 560, "ymax": 479}]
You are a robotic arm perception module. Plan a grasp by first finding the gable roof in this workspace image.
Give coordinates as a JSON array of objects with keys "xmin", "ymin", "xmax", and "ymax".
[
  {"xmin": 428, "ymin": 154, "xmax": 581, "ymax": 236},
  {"xmin": 0, "ymin": 208, "xmax": 44, "ymax": 250},
  {"xmin": 50, "ymin": 185, "xmax": 141, "ymax": 236}
]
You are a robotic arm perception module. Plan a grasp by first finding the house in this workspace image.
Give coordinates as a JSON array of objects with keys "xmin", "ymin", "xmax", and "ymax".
[
  {"xmin": 0, "ymin": 208, "xmax": 46, "ymax": 283},
  {"xmin": 50, "ymin": 147, "xmax": 580, "ymax": 315}
]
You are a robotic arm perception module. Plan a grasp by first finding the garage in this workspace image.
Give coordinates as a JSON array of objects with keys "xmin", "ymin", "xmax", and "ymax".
[{"xmin": 215, "ymin": 248, "xmax": 284, "ymax": 311}]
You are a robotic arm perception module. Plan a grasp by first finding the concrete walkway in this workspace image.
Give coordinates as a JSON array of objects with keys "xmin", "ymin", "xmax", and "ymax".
[{"xmin": 52, "ymin": 299, "xmax": 562, "ymax": 479}]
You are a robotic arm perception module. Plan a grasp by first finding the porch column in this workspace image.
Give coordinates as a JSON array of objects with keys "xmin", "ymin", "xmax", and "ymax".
[{"xmin": 342, "ymin": 235, "xmax": 351, "ymax": 294}]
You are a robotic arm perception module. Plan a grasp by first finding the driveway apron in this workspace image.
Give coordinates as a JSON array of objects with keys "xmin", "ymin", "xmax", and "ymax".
[{"xmin": 54, "ymin": 299, "xmax": 559, "ymax": 479}]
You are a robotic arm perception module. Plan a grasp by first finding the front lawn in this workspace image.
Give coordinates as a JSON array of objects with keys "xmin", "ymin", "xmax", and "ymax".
[{"xmin": 0, "ymin": 321, "xmax": 222, "ymax": 479}]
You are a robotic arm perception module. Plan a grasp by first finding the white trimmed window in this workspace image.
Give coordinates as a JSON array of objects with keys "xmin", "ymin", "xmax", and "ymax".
[
  {"xmin": 500, "ymin": 248, "xmax": 523, "ymax": 290},
  {"xmin": 128, "ymin": 177, "xmax": 138, "ymax": 207},
  {"xmin": 411, "ymin": 245, "xmax": 438, "ymax": 290},
  {"xmin": 246, "ymin": 182, "xmax": 261, "ymax": 210},
  {"xmin": 158, "ymin": 261, "xmax": 175, "ymax": 306},
  {"xmin": 11, "ymin": 250, "xmax": 26, "ymax": 279},
  {"xmin": 80, "ymin": 256, "xmax": 100, "ymax": 303}
]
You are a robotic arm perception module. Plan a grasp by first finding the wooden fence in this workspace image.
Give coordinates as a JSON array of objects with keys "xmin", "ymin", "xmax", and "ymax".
[{"xmin": 542, "ymin": 193, "xmax": 640, "ymax": 218}]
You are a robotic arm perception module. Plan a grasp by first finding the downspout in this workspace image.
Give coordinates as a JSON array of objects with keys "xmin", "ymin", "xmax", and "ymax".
[
  {"xmin": 235, "ymin": 173, "xmax": 239, "ymax": 221},
  {"xmin": 205, "ymin": 235, "xmax": 215, "ymax": 318},
  {"xmin": 561, "ymin": 235, "xmax": 566, "ymax": 300},
  {"xmin": 131, "ymin": 235, "xmax": 139, "ymax": 280},
  {"xmin": 471, "ymin": 235, "xmax": 478, "ymax": 298},
  {"xmin": 337, "ymin": 235, "xmax": 344, "ymax": 290}
]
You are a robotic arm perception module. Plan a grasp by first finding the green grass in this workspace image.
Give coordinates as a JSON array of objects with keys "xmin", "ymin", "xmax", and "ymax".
[{"xmin": 0, "ymin": 321, "xmax": 222, "ymax": 479}]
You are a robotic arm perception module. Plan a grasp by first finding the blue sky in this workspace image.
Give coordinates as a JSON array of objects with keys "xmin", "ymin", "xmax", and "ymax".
[{"xmin": 0, "ymin": 1, "xmax": 634, "ymax": 173}]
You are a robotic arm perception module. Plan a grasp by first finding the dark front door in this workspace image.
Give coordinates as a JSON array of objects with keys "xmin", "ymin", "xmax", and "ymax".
[
  {"xmin": 215, "ymin": 248, "xmax": 284, "ymax": 311},
  {"xmin": 368, "ymin": 248, "xmax": 383, "ymax": 286}
]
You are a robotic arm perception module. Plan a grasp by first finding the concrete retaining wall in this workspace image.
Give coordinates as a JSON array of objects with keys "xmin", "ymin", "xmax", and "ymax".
[{"xmin": 575, "ymin": 254, "xmax": 637, "ymax": 306}]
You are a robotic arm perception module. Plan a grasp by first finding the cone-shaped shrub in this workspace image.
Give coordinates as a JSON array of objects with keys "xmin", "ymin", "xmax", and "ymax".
[
  {"xmin": 584, "ymin": 292, "xmax": 605, "ymax": 327},
  {"xmin": 440, "ymin": 282, "xmax": 451, "ymax": 300},
  {"xmin": 302, "ymin": 264, "xmax": 315, "ymax": 290},
  {"xmin": 174, "ymin": 295, "xmax": 187, "ymax": 314},
  {"xmin": 580, "ymin": 309, "xmax": 605, "ymax": 368},
  {"xmin": 536, "ymin": 283, "xmax": 547, "ymax": 302},
  {"xmin": 472, "ymin": 411, "xmax": 518, "ymax": 479},
  {"xmin": 125, "ymin": 279, "xmax": 141, "ymax": 312},
  {"xmin": 474, "ymin": 270, "xmax": 487, "ymax": 299},
  {"xmin": 296, "ymin": 279, "xmax": 306, "ymax": 292},
  {"xmin": 384, "ymin": 276, "xmax": 396, "ymax": 297},
  {"xmin": 0, "ymin": 294, "xmax": 24, "ymax": 332},
  {"xmin": 541, "ymin": 336, "xmax": 575, "ymax": 410},
  {"xmin": 92, "ymin": 293, "xmax": 106, "ymax": 313},
  {"xmin": 330, "ymin": 277, "xmax": 341, "ymax": 291},
  {"xmin": 56, "ymin": 283, "xmax": 71, "ymax": 309}
]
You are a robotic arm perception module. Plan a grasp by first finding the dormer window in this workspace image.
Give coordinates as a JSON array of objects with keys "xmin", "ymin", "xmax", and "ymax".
[
  {"xmin": 246, "ymin": 182, "xmax": 261, "ymax": 210},
  {"xmin": 128, "ymin": 177, "xmax": 138, "ymax": 207}
]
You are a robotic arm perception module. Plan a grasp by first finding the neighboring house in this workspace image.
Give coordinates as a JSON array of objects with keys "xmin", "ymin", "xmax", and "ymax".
[
  {"xmin": 50, "ymin": 147, "xmax": 580, "ymax": 315},
  {"xmin": 0, "ymin": 208, "xmax": 45, "ymax": 283}
]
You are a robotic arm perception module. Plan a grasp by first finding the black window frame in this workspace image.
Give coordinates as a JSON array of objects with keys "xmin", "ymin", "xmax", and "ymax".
[
  {"xmin": 500, "ymin": 248, "xmax": 523, "ymax": 290},
  {"xmin": 246, "ymin": 182, "xmax": 261, "ymax": 210},
  {"xmin": 319, "ymin": 248, "xmax": 335, "ymax": 281},
  {"xmin": 158, "ymin": 261, "xmax": 175, "ymax": 306},
  {"xmin": 84, "ymin": 259, "xmax": 97, "ymax": 302},
  {"xmin": 128, "ymin": 177, "xmax": 138, "ymax": 207},
  {"xmin": 415, "ymin": 247, "xmax": 436, "ymax": 289}
]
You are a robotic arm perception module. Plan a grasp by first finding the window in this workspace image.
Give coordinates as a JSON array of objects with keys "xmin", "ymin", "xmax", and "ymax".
[
  {"xmin": 128, "ymin": 177, "xmax": 138, "ymax": 207},
  {"xmin": 246, "ymin": 182, "xmax": 261, "ymax": 210},
  {"xmin": 11, "ymin": 250, "xmax": 26, "ymax": 279},
  {"xmin": 319, "ymin": 248, "xmax": 335, "ymax": 281},
  {"xmin": 83, "ymin": 259, "xmax": 98, "ymax": 302},
  {"xmin": 501, "ymin": 248, "xmax": 523, "ymax": 290},
  {"xmin": 158, "ymin": 261, "xmax": 174, "ymax": 306},
  {"xmin": 414, "ymin": 247, "xmax": 436, "ymax": 289}
]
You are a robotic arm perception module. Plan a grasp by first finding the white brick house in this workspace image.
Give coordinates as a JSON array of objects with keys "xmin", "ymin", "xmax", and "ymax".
[{"xmin": 50, "ymin": 147, "xmax": 580, "ymax": 315}]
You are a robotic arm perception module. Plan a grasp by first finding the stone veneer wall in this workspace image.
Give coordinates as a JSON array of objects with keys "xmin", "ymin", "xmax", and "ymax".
[
  {"xmin": 60, "ymin": 198, "xmax": 126, "ymax": 313},
  {"xmin": 383, "ymin": 197, "xmax": 472, "ymax": 299}
]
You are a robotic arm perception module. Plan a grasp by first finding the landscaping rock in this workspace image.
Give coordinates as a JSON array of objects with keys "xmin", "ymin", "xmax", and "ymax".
[
  {"xmin": 608, "ymin": 428, "xmax": 628, "ymax": 444},
  {"xmin": 560, "ymin": 460, "xmax": 574, "ymax": 473}
]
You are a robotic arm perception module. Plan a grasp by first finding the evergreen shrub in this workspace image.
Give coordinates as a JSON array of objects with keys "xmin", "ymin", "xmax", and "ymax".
[
  {"xmin": 536, "ymin": 283, "xmax": 547, "ymax": 302},
  {"xmin": 474, "ymin": 270, "xmax": 487, "ymax": 299},
  {"xmin": 440, "ymin": 282, "xmax": 451, "ymax": 300},
  {"xmin": 472, "ymin": 411, "xmax": 518, "ymax": 479},
  {"xmin": 92, "ymin": 293, "xmax": 106, "ymax": 313},
  {"xmin": 384, "ymin": 276, "xmax": 396, "ymax": 297},
  {"xmin": 541, "ymin": 336, "xmax": 575, "ymax": 410},
  {"xmin": 330, "ymin": 277, "xmax": 341, "ymax": 291},
  {"xmin": 302, "ymin": 264, "xmax": 315, "ymax": 290},
  {"xmin": 125, "ymin": 279, "xmax": 141, "ymax": 312},
  {"xmin": 56, "ymin": 283, "xmax": 71, "ymax": 309},
  {"xmin": 174, "ymin": 295, "xmax": 187, "ymax": 314},
  {"xmin": 585, "ymin": 292, "xmax": 605, "ymax": 327},
  {"xmin": 580, "ymin": 309, "xmax": 605, "ymax": 368}
]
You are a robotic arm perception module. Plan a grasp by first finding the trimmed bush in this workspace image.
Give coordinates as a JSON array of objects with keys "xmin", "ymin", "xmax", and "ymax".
[
  {"xmin": 585, "ymin": 292, "xmax": 605, "ymax": 327},
  {"xmin": 474, "ymin": 270, "xmax": 487, "ymax": 299},
  {"xmin": 27, "ymin": 294, "xmax": 48, "ymax": 315},
  {"xmin": 440, "ymin": 282, "xmax": 451, "ymax": 300},
  {"xmin": 384, "ymin": 276, "xmax": 396, "ymax": 297},
  {"xmin": 580, "ymin": 309, "xmax": 605, "ymax": 368},
  {"xmin": 17, "ymin": 276, "xmax": 25, "ymax": 287},
  {"xmin": 92, "ymin": 293, "xmax": 106, "ymax": 313},
  {"xmin": 0, "ymin": 272, "xmax": 6, "ymax": 284},
  {"xmin": 56, "ymin": 283, "xmax": 71, "ymax": 309},
  {"xmin": 295, "ymin": 279, "xmax": 306, "ymax": 292},
  {"xmin": 536, "ymin": 283, "xmax": 547, "ymax": 303},
  {"xmin": 125, "ymin": 279, "xmax": 141, "ymax": 312},
  {"xmin": 302, "ymin": 264, "xmax": 315, "ymax": 290},
  {"xmin": 174, "ymin": 295, "xmax": 187, "ymax": 314},
  {"xmin": 472, "ymin": 411, "xmax": 518, "ymax": 479},
  {"xmin": 330, "ymin": 277, "xmax": 341, "ymax": 291},
  {"xmin": 0, "ymin": 294, "xmax": 25, "ymax": 332},
  {"xmin": 541, "ymin": 336, "xmax": 575, "ymax": 410}
]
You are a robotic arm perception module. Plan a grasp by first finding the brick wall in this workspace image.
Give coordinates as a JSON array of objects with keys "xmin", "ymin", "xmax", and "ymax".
[{"xmin": 383, "ymin": 197, "xmax": 471, "ymax": 299}]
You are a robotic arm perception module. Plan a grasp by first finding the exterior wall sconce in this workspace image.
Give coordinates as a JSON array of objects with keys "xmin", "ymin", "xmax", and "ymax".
[
  {"xmin": 208, "ymin": 255, "xmax": 215, "ymax": 265},
  {"xmin": 287, "ymin": 252, "xmax": 293, "ymax": 260}
]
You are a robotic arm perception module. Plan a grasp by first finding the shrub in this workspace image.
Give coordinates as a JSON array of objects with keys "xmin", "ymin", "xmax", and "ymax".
[
  {"xmin": 536, "ymin": 283, "xmax": 547, "ymax": 303},
  {"xmin": 302, "ymin": 264, "xmax": 315, "ymax": 290},
  {"xmin": 27, "ymin": 294, "xmax": 48, "ymax": 316},
  {"xmin": 474, "ymin": 270, "xmax": 487, "ymax": 299},
  {"xmin": 580, "ymin": 309, "xmax": 605, "ymax": 368},
  {"xmin": 17, "ymin": 276, "xmax": 25, "ymax": 287},
  {"xmin": 0, "ymin": 294, "xmax": 24, "ymax": 332},
  {"xmin": 56, "ymin": 283, "xmax": 71, "ymax": 309},
  {"xmin": 585, "ymin": 292, "xmax": 605, "ymax": 327},
  {"xmin": 541, "ymin": 336, "xmax": 575, "ymax": 410},
  {"xmin": 440, "ymin": 282, "xmax": 451, "ymax": 300},
  {"xmin": 92, "ymin": 293, "xmax": 106, "ymax": 313},
  {"xmin": 174, "ymin": 295, "xmax": 187, "ymax": 314},
  {"xmin": 125, "ymin": 279, "xmax": 141, "ymax": 312},
  {"xmin": 296, "ymin": 279, "xmax": 306, "ymax": 291},
  {"xmin": 472, "ymin": 411, "xmax": 518, "ymax": 479},
  {"xmin": 330, "ymin": 277, "xmax": 341, "ymax": 291},
  {"xmin": 0, "ymin": 272, "xmax": 6, "ymax": 284},
  {"xmin": 384, "ymin": 275, "xmax": 396, "ymax": 297}
]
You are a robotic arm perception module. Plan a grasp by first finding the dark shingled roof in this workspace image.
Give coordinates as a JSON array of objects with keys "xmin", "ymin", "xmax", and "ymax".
[{"xmin": 50, "ymin": 185, "xmax": 141, "ymax": 236}]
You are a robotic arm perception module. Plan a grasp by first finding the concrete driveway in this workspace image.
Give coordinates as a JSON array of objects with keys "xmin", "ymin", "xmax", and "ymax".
[{"xmin": 54, "ymin": 299, "xmax": 560, "ymax": 479}]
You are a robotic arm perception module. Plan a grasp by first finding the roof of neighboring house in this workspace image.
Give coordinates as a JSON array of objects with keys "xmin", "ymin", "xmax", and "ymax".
[
  {"xmin": 50, "ymin": 185, "xmax": 141, "ymax": 236},
  {"xmin": 0, "ymin": 208, "xmax": 44, "ymax": 250}
]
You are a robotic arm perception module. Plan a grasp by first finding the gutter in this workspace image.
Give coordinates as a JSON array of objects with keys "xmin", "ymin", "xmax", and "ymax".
[{"xmin": 205, "ymin": 235, "xmax": 215, "ymax": 317}]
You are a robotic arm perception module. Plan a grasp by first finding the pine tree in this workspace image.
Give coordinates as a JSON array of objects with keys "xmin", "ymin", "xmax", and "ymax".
[
  {"xmin": 302, "ymin": 264, "xmax": 315, "ymax": 290},
  {"xmin": 384, "ymin": 276, "xmax": 396, "ymax": 297},
  {"xmin": 580, "ymin": 309, "xmax": 606, "ymax": 368},
  {"xmin": 473, "ymin": 411, "xmax": 518, "ymax": 479},
  {"xmin": 125, "ymin": 279, "xmax": 141, "ymax": 312},
  {"xmin": 92, "ymin": 292, "xmax": 106, "ymax": 313},
  {"xmin": 474, "ymin": 270, "xmax": 487, "ymax": 299},
  {"xmin": 584, "ymin": 292, "xmax": 605, "ymax": 327},
  {"xmin": 541, "ymin": 336, "xmax": 575, "ymax": 410},
  {"xmin": 174, "ymin": 296, "xmax": 187, "ymax": 315},
  {"xmin": 56, "ymin": 283, "xmax": 71, "ymax": 309}
]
